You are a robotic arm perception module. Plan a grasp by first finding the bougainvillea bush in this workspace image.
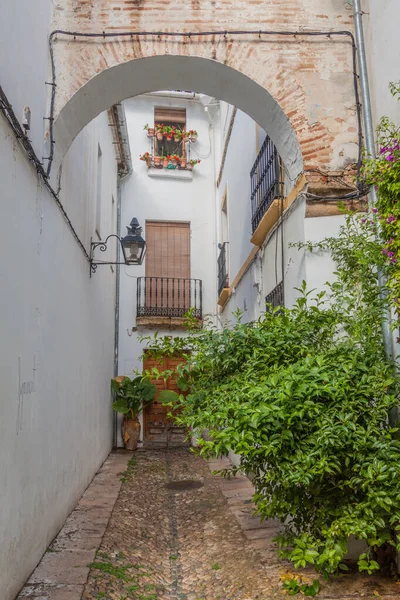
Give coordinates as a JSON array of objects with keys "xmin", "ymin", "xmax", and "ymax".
[
  {"xmin": 144, "ymin": 209, "xmax": 400, "ymax": 582},
  {"xmin": 363, "ymin": 82, "xmax": 400, "ymax": 305}
]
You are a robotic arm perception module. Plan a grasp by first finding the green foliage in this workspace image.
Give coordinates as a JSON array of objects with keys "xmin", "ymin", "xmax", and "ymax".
[
  {"xmin": 111, "ymin": 376, "xmax": 156, "ymax": 420},
  {"xmin": 362, "ymin": 81, "xmax": 400, "ymax": 305},
  {"xmin": 282, "ymin": 576, "xmax": 321, "ymax": 597},
  {"xmin": 144, "ymin": 212, "xmax": 400, "ymax": 582}
]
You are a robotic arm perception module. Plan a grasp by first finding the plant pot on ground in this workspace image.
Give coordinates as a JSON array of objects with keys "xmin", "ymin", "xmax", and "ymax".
[
  {"xmin": 162, "ymin": 156, "xmax": 169, "ymax": 168},
  {"xmin": 111, "ymin": 375, "xmax": 156, "ymax": 450}
]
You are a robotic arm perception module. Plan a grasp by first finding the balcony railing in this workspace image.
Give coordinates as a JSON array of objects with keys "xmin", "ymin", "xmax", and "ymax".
[
  {"xmin": 265, "ymin": 281, "xmax": 284, "ymax": 311},
  {"xmin": 217, "ymin": 243, "xmax": 229, "ymax": 297},
  {"xmin": 137, "ymin": 277, "xmax": 203, "ymax": 319},
  {"xmin": 250, "ymin": 136, "xmax": 283, "ymax": 233}
]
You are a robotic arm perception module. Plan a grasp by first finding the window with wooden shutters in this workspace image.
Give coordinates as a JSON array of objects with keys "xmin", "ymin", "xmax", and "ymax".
[{"xmin": 154, "ymin": 108, "xmax": 186, "ymax": 158}]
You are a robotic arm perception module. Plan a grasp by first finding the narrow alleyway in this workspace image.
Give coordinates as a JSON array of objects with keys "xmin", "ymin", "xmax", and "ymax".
[{"xmin": 19, "ymin": 450, "xmax": 400, "ymax": 600}]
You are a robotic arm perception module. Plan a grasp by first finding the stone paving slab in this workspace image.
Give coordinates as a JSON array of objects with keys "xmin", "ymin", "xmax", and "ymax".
[
  {"xmin": 16, "ymin": 449, "xmax": 400, "ymax": 600},
  {"xmin": 18, "ymin": 584, "xmax": 85, "ymax": 600},
  {"xmin": 17, "ymin": 452, "xmax": 131, "ymax": 600}
]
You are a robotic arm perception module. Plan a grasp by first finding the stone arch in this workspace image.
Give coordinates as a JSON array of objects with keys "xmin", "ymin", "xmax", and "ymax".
[{"xmin": 52, "ymin": 55, "xmax": 303, "ymax": 184}]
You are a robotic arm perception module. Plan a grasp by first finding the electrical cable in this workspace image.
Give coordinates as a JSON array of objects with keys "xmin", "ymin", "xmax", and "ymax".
[{"xmin": 0, "ymin": 85, "xmax": 90, "ymax": 262}]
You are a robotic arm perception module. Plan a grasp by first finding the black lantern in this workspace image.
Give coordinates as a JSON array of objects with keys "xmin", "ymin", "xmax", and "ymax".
[
  {"xmin": 89, "ymin": 217, "xmax": 146, "ymax": 276},
  {"xmin": 120, "ymin": 218, "xmax": 146, "ymax": 266}
]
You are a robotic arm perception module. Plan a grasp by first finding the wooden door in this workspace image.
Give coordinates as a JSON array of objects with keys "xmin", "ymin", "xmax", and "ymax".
[
  {"xmin": 145, "ymin": 221, "xmax": 191, "ymax": 314},
  {"xmin": 143, "ymin": 354, "xmax": 188, "ymax": 447}
]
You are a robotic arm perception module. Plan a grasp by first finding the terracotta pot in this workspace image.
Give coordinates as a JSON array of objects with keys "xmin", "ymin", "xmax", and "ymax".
[
  {"xmin": 174, "ymin": 135, "xmax": 180, "ymax": 142},
  {"xmin": 156, "ymin": 132, "xmax": 163, "ymax": 141},
  {"xmin": 179, "ymin": 159, "xmax": 187, "ymax": 169},
  {"xmin": 154, "ymin": 156, "xmax": 161, "ymax": 166},
  {"xmin": 122, "ymin": 417, "xmax": 140, "ymax": 451},
  {"xmin": 147, "ymin": 128, "xmax": 155, "ymax": 137},
  {"xmin": 145, "ymin": 158, "xmax": 152, "ymax": 168},
  {"xmin": 187, "ymin": 163, "xmax": 193, "ymax": 171},
  {"xmin": 162, "ymin": 158, "xmax": 169, "ymax": 167}
]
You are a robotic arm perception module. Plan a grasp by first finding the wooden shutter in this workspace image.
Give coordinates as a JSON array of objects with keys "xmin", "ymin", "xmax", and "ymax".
[
  {"xmin": 145, "ymin": 221, "xmax": 190, "ymax": 278},
  {"xmin": 154, "ymin": 107, "xmax": 186, "ymax": 124}
]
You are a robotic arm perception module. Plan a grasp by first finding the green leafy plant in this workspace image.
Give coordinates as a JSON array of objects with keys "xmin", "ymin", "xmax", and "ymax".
[
  {"xmin": 143, "ymin": 211, "xmax": 400, "ymax": 584},
  {"xmin": 111, "ymin": 376, "xmax": 156, "ymax": 420},
  {"xmin": 362, "ymin": 81, "xmax": 400, "ymax": 306}
]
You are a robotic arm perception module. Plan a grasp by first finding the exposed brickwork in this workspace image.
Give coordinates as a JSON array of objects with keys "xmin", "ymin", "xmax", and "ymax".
[{"xmin": 51, "ymin": 0, "xmax": 359, "ymax": 185}]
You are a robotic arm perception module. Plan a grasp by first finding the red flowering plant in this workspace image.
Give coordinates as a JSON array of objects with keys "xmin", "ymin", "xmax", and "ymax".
[
  {"xmin": 362, "ymin": 82, "xmax": 400, "ymax": 306},
  {"xmin": 140, "ymin": 151, "xmax": 152, "ymax": 162}
]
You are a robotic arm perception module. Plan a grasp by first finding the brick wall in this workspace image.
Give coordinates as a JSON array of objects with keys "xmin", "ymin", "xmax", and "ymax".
[{"xmin": 51, "ymin": 0, "xmax": 359, "ymax": 189}]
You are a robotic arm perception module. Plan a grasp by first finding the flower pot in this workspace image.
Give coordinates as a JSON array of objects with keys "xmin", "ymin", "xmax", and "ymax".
[
  {"xmin": 122, "ymin": 417, "xmax": 140, "ymax": 451},
  {"xmin": 162, "ymin": 158, "xmax": 169, "ymax": 168},
  {"xmin": 147, "ymin": 128, "xmax": 155, "ymax": 137},
  {"xmin": 145, "ymin": 158, "xmax": 152, "ymax": 168},
  {"xmin": 174, "ymin": 135, "xmax": 181, "ymax": 143},
  {"xmin": 154, "ymin": 156, "xmax": 161, "ymax": 166},
  {"xmin": 187, "ymin": 163, "xmax": 193, "ymax": 171},
  {"xmin": 189, "ymin": 134, "xmax": 198, "ymax": 143},
  {"xmin": 179, "ymin": 159, "xmax": 187, "ymax": 169},
  {"xmin": 156, "ymin": 132, "xmax": 163, "ymax": 141}
]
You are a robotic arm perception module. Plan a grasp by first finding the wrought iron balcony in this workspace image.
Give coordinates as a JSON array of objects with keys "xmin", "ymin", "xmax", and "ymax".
[
  {"xmin": 217, "ymin": 243, "xmax": 229, "ymax": 297},
  {"xmin": 137, "ymin": 277, "xmax": 203, "ymax": 320},
  {"xmin": 250, "ymin": 136, "xmax": 284, "ymax": 233},
  {"xmin": 265, "ymin": 281, "xmax": 284, "ymax": 311}
]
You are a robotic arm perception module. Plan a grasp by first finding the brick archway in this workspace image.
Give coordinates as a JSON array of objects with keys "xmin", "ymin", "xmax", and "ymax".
[
  {"xmin": 49, "ymin": 1, "xmax": 359, "ymax": 191},
  {"xmin": 52, "ymin": 54, "xmax": 305, "ymax": 183}
]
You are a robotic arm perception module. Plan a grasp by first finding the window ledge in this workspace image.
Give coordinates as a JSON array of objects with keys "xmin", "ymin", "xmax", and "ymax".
[{"xmin": 147, "ymin": 168, "xmax": 193, "ymax": 181}]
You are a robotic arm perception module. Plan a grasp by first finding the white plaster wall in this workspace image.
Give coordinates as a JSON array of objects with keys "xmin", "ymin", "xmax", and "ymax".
[
  {"xmin": 118, "ymin": 95, "xmax": 217, "ymax": 392},
  {"xmin": 0, "ymin": 108, "xmax": 118, "ymax": 599},
  {"xmin": 217, "ymin": 108, "xmax": 261, "ymax": 281},
  {"xmin": 365, "ymin": 0, "xmax": 400, "ymax": 126},
  {"xmin": 0, "ymin": 0, "xmax": 53, "ymax": 156}
]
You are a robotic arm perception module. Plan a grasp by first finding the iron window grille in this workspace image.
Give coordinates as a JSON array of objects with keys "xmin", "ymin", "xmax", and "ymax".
[
  {"xmin": 265, "ymin": 281, "xmax": 284, "ymax": 312},
  {"xmin": 250, "ymin": 136, "xmax": 284, "ymax": 233},
  {"xmin": 137, "ymin": 277, "xmax": 202, "ymax": 319},
  {"xmin": 217, "ymin": 243, "xmax": 229, "ymax": 297}
]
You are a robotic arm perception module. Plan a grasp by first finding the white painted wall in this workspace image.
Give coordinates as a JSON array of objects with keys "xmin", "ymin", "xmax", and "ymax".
[
  {"xmin": 0, "ymin": 106, "xmax": 118, "ymax": 598},
  {"xmin": 118, "ymin": 95, "xmax": 217, "ymax": 394},
  {"xmin": 0, "ymin": 0, "xmax": 53, "ymax": 157},
  {"xmin": 365, "ymin": 0, "xmax": 400, "ymax": 126}
]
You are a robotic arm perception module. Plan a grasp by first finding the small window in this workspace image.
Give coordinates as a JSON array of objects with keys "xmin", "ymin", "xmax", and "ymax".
[{"xmin": 154, "ymin": 107, "xmax": 186, "ymax": 158}]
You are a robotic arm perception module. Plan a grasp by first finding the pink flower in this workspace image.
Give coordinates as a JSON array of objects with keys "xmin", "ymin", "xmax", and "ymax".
[{"xmin": 386, "ymin": 215, "xmax": 396, "ymax": 224}]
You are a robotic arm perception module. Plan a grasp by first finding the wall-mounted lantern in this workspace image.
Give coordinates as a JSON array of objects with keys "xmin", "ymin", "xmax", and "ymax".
[{"xmin": 90, "ymin": 218, "xmax": 146, "ymax": 276}]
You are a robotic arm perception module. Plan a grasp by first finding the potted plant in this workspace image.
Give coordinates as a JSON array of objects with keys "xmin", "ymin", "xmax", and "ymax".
[
  {"xmin": 162, "ymin": 155, "xmax": 169, "ymax": 168},
  {"xmin": 154, "ymin": 155, "xmax": 162, "ymax": 168},
  {"xmin": 173, "ymin": 128, "xmax": 182, "ymax": 143},
  {"xmin": 188, "ymin": 129, "xmax": 198, "ymax": 143},
  {"xmin": 179, "ymin": 156, "xmax": 187, "ymax": 169},
  {"xmin": 164, "ymin": 126, "xmax": 173, "ymax": 141},
  {"xmin": 140, "ymin": 151, "xmax": 152, "ymax": 167},
  {"xmin": 187, "ymin": 158, "xmax": 201, "ymax": 171},
  {"xmin": 144, "ymin": 124, "xmax": 155, "ymax": 137},
  {"xmin": 155, "ymin": 123, "xmax": 164, "ymax": 141},
  {"xmin": 111, "ymin": 375, "xmax": 156, "ymax": 451}
]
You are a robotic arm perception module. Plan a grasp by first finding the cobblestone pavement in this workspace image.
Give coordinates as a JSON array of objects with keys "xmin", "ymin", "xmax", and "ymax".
[{"xmin": 19, "ymin": 449, "xmax": 400, "ymax": 600}]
